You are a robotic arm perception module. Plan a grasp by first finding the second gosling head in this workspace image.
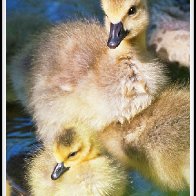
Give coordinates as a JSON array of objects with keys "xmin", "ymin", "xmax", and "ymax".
[
  {"xmin": 51, "ymin": 128, "xmax": 100, "ymax": 180},
  {"xmin": 101, "ymin": 0, "xmax": 149, "ymax": 49}
]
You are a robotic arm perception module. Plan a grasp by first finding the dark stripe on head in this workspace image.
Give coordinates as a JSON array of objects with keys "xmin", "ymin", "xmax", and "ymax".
[{"xmin": 56, "ymin": 128, "xmax": 76, "ymax": 147}]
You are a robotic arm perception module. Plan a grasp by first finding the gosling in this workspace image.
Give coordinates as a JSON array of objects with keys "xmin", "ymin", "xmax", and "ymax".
[
  {"xmin": 100, "ymin": 86, "xmax": 190, "ymax": 191},
  {"xmin": 26, "ymin": 128, "xmax": 130, "ymax": 196},
  {"xmin": 9, "ymin": 0, "xmax": 168, "ymax": 144}
]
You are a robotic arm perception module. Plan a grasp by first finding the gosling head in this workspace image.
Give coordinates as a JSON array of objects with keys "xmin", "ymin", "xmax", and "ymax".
[
  {"xmin": 101, "ymin": 0, "xmax": 149, "ymax": 49},
  {"xmin": 51, "ymin": 129, "xmax": 100, "ymax": 180}
]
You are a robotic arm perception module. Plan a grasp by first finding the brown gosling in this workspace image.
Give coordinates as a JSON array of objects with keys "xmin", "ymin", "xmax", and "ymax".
[
  {"xmin": 26, "ymin": 128, "xmax": 129, "ymax": 196},
  {"xmin": 9, "ymin": 0, "xmax": 168, "ymax": 144},
  {"xmin": 99, "ymin": 86, "xmax": 190, "ymax": 191}
]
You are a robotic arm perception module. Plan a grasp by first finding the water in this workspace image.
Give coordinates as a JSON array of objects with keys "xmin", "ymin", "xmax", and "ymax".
[{"xmin": 6, "ymin": 0, "xmax": 103, "ymax": 23}]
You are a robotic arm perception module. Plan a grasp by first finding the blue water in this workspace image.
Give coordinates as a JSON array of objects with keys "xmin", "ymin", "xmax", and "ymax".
[
  {"xmin": 6, "ymin": 0, "xmax": 103, "ymax": 23},
  {"xmin": 6, "ymin": 117, "xmax": 36, "ymax": 162}
]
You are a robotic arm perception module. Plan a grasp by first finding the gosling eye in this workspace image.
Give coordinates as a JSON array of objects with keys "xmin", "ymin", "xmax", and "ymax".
[
  {"xmin": 128, "ymin": 6, "xmax": 137, "ymax": 15},
  {"xmin": 68, "ymin": 151, "xmax": 78, "ymax": 158}
]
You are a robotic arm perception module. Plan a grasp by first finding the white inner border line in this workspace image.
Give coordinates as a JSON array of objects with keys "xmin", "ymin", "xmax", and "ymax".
[
  {"xmin": 3, "ymin": 0, "xmax": 7, "ymax": 195},
  {"xmin": 189, "ymin": 0, "xmax": 194, "ymax": 195}
]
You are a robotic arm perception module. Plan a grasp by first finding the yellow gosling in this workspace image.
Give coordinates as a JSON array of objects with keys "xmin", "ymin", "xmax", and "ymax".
[
  {"xmin": 100, "ymin": 86, "xmax": 190, "ymax": 191},
  {"xmin": 26, "ymin": 129, "xmax": 129, "ymax": 196},
  {"xmin": 9, "ymin": 0, "xmax": 168, "ymax": 144}
]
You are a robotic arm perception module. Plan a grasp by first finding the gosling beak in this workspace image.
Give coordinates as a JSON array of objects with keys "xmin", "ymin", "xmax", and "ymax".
[
  {"xmin": 107, "ymin": 22, "xmax": 129, "ymax": 49},
  {"xmin": 51, "ymin": 162, "xmax": 70, "ymax": 180}
]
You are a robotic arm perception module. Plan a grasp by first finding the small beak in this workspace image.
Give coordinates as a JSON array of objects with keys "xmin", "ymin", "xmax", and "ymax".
[
  {"xmin": 107, "ymin": 22, "xmax": 129, "ymax": 49},
  {"xmin": 51, "ymin": 162, "xmax": 70, "ymax": 180}
]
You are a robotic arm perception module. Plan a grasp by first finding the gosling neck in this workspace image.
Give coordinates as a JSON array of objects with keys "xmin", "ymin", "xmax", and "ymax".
[{"xmin": 108, "ymin": 31, "xmax": 147, "ymax": 58}]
